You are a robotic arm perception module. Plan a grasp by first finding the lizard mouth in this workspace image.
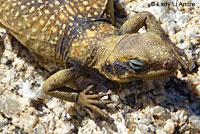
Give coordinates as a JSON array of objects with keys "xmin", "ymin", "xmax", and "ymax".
[
  {"xmin": 102, "ymin": 60, "xmax": 177, "ymax": 82},
  {"xmin": 110, "ymin": 68, "xmax": 175, "ymax": 82},
  {"xmin": 127, "ymin": 68, "xmax": 176, "ymax": 80}
]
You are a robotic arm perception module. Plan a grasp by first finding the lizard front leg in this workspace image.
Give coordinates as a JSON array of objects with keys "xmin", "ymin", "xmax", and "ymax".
[
  {"xmin": 42, "ymin": 67, "xmax": 112, "ymax": 120},
  {"xmin": 119, "ymin": 11, "xmax": 189, "ymax": 72},
  {"xmin": 119, "ymin": 11, "xmax": 166, "ymax": 38}
]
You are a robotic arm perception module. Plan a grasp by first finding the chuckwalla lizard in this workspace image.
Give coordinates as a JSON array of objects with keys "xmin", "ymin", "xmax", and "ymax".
[{"xmin": 0, "ymin": 0, "xmax": 189, "ymax": 119}]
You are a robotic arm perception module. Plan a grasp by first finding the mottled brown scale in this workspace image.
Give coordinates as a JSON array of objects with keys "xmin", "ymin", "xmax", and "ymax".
[
  {"xmin": 0, "ymin": 0, "xmax": 112, "ymax": 63},
  {"xmin": 0, "ymin": 0, "xmax": 189, "ymax": 121}
]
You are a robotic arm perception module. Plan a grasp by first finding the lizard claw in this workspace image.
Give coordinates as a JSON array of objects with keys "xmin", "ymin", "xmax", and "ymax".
[{"xmin": 77, "ymin": 85, "xmax": 114, "ymax": 120}]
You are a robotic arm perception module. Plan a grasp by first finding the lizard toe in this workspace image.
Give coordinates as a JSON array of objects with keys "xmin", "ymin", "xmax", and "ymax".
[{"xmin": 77, "ymin": 85, "xmax": 114, "ymax": 121}]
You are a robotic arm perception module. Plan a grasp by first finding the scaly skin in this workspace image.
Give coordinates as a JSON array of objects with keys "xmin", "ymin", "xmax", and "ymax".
[{"xmin": 0, "ymin": 0, "xmax": 188, "ymax": 120}]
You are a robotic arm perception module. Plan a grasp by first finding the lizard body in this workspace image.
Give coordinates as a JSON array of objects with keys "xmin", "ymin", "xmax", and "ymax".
[{"xmin": 0, "ymin": 0, "xmax": 188, "ymax": 119}]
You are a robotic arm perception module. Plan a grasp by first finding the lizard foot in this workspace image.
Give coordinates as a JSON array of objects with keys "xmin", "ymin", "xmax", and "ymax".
[{"xmin": 77, "ymin": 85, "xmax": 114, "ymax": 122}]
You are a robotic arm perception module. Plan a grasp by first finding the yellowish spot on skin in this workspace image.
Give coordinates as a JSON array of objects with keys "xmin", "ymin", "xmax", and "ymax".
[
  {"xmin": 80, "ymin": 47, "xmax": 86, "ymax": 52},
  {"xmin": 52, "ymin": 27, "xmax": 57, "ymax": 33},
  {"xmin": 41, "ymin": 35, "xmax": 45, "ymax": 40},
  {"xmin": 73, "ymin": 39, "xmax": 78, "ymax": 42},
  {"xmin": 70, "ymin": 2, "xmax": 75, "ymax": 7},
  {"xmin": 12, "ymin": 3, "xmax": 17, "ymax": 7},
  {"xmin": 94, "ymin": 12, "xmax": 98, "ymax": 16},
  {"xmin": 45, "ymin": 10, "xmax": 50, "ymax": 15},
  {"xmin": 59, "ymin": 12, "xmax": 66, "ymax": 21},
  {"xmin": 62, "ymin": 8, "xmax": 68, "ymax": 15},
  {"xmin": 72, "ymin": 42, "xmax": 81, "ymax": 48},
  {"xmin": 49, "ymin": 4, "xmax": 54, "ymax": 8},
  {"xmin": 50, "ymin": 15, "xmax": 55, "ymax": 20},
  {"xmin": 31, "ymin": 36, "xmax": 37, "ymax": 40},
  {"xmin": 63, "ymin": 24, "xmax": 66, "ymax": 30},
  {"xmin": 29, "ymin": 7, "xmax": 35, "ymax": 13},
  {"xmin": 83, "ymin": 1, "xmax": 89, "ymax": 6},
  {"xmin": 53, "ymin": 9, "xmax": 58, "ymax": 15},
  {"xmin": 73, "ymin": 8, "xmax": 78, "ymax": 13},
  {"xmin": 40, "ymin": 19, "xmax": 45, "ymax": 25},
  {"xmin": 39, "ymin": 5, "xmax": 44, "ymax": 9},
  {"xmin": 92, "ymin": 3, "xmax": 99, "ymax": 9},
  {"xmin": 15, "ymin": 12, "xmax": 19, "ymax": 18},
  {"xmin": 69, "ymin": 16, "xmax": 74, "ymax": 21},
  {"xmin": 46, "ymin": 36, "xmax": 50, "ymax": 40},
  {"xmin": 46, "ymin": 20, "xmax": 51, "ymax": 26},
  {"xmin": 11, "ymin": 9, "xmax": 14, "ymax": 13},
  {"xmin": 55, "ymin": 20, "xmax": 60, "ymax": 25},
  {"xmin": 38, "ymin": 11, "xmax": 42, "ymax": 16},
  {"xmin": 18, "ymin": 22, "xmax": 22, "ymax": 26},
  {"xmin": 78, "ymin": 6, "xmax": 85, "ymax": 12},
  {"xmin": 2, "ymin": 4, "xmax": 5, "ymax": 7},
  {"xmin": 33, "ymin": 16, "xmax": 38, "ymax": 21},
  {"xmin": 26, "ymin": 35, "xmax": 31, "ymax": 39},
  {"xmin": 27, "ymin": 24, "xmax": 31, "ymax": 28},
  {"xmin": 85, "ymin": 30, "xmax": 97, "ymax": 38},
  {"xmin": 59, "ymin": 30, "xmax": 63, "ymax": 35},
  {"xmin": 67, "ymin": 30, "xmax": 71, "ymax": 35},
  {"xmin": 23, "ymin": 15, "xmax": 28, "ymax": 21},
  {"xmin": 77, "ymin": 15, "xmax": 83, "ymax": 18},
  {"xmin": 69, "ymin": 23, "xmax": 73, "ymax": 26},
  {"xmin": 49, "ymin": 40, "xmax": 53, "ymax": 44},
  {"xmin": 5, "ymin": 6, "xmax": 9, "ymax": 11},
  {"xmin": 32, "ymin": 28, "xmax": 37, "ymax": 32},
  {"xmin": 55, "ymin": 0, "xmax": 60, "ymax": 6},
  {"xmin": 38, "ymin": 0, "xmax": 43, "ymax": 4},
  {"xmin": 163, "ymin": 52, "xmax": 168, "ymax": 56},
  {"xmin": 86, "ymin": 6, "xmax": 91, "ymax": 11},
  {"xmin": 91, "ymin": 26, "xmax": 96, "ymax": 30},
  {"xmin": 18, "ymin": 2, "xmax": 22, "ymax": 5},
  {"xmin": 50, "ymin": 40, "xmax": 56, "ymax": 44},
  {"xmin": 65, "ymin": 4, "xmax": 75, "ymax": 16},
  {"xmin": 44, "ymin": 1, "xmax": 48, "ymax": 4},
  {"xmin": 10, "ymin": 22, "xmax": 14, "ymax": 27},
  {"xmin": 88, "ymin": 14, "xmax": 92, "ymax": 17},
  {"xmin": 41, "ymin": 27, "xmax": 47, "ymax": 32}
]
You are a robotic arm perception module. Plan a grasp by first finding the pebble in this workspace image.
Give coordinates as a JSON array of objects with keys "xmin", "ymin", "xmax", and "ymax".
[
  {"xmin": 151, "ymin": 106, "xmax": 166, "ymax": 117},
  {"xmin": 189, "ymin": 115, "xmax": 200, "ymax": 128},
  {"xmin": 34, "ymin": 124, "xmax": 46, "ymax": 134},
  {"xmin": 194, "ymin": 84, "xmax": 200, "ymax": 96},
  {"xmin": 0, "ymin": 114, "xmax": 8, "ymax": 130},
  {"xmin": 176, "ymin": 109, "xmax": 188, "ymax": 126},
  {"xmin": 163, "ymin": 119, "xmax": 175, "ymax": 134},
  {"xmin": 4, "ymin": 97, "xmax": 21, "ymax": 116}
]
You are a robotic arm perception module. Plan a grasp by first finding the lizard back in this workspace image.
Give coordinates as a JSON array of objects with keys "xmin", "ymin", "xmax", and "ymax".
[{"xmin": 0, "ymin": 0, "xmax": 109, "ymax": 62}]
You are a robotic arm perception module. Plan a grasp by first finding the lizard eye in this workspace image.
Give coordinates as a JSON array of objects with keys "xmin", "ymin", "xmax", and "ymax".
[{"xmin": 127, "ymin": 58, "xmax": 144, "ymax": 70}]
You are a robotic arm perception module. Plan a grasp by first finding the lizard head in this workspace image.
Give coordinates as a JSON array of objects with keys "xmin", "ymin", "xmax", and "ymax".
[{"xmin": 101, "ymin": 33, "xmax": 184, "ymax": 82}]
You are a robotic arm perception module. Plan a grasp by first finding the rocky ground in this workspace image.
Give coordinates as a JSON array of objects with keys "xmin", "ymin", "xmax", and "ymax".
[{"xmin": 0, "ymin": 0, "xmax": 200, "ymax": 134}]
